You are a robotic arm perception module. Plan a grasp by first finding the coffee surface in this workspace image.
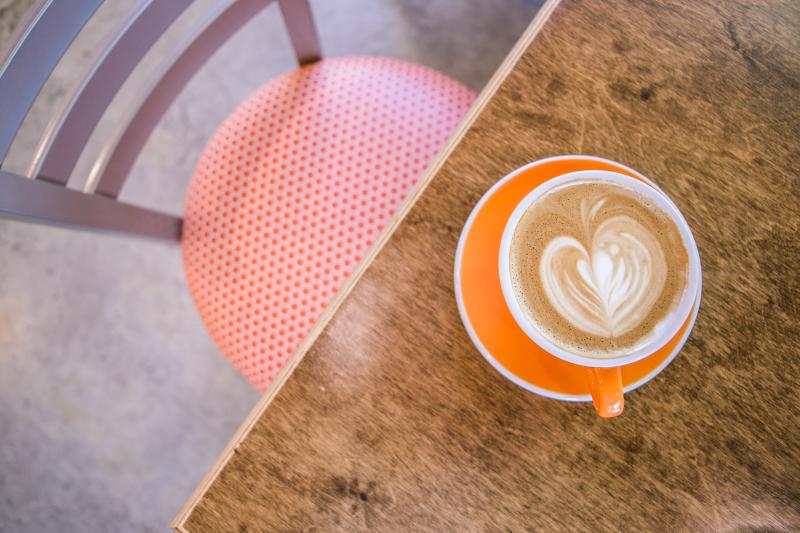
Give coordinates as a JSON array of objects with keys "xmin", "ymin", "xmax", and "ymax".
[{"xmin": 509, "ymin": 180, "xmax": 689, "ymax": 358}]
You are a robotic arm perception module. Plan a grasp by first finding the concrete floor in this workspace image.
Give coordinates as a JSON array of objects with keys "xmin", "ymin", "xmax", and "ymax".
[{"xmin": 0, "ymin": 0, "xmax": 540, "ymax": 531}]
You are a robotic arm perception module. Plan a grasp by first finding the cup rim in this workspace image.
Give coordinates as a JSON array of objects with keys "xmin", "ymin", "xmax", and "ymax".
[{"xmin": 498, "ymin": 169, "xmax": 702, "ymax": 368}]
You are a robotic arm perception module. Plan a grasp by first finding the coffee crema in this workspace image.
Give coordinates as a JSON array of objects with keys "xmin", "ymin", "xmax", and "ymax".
[{"xmin": 509, "ymin": 180, "xmax": 689, "ymax": 358}]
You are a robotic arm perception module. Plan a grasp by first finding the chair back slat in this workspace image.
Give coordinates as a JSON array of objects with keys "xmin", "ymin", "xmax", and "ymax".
[
  {"xmin": 278, "ymin": 0, "xmax": 320, "ymax": 66},
  {"xmin": 0, "ymin": 0, "xmax": 102, "ymax": 164},
  {"xmin": 0, "ymin": 169, "xmax": 181, "ymax": 240},
  {"xmin": 29, "ymin": 0, "xmax": 194, "ymax": 185},
  {"xmin": 88, "ymin": 0, "xmax": 275, "ymax": 198}
]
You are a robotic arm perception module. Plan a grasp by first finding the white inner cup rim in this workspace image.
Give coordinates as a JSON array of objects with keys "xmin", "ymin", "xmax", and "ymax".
[{"xmin": 498, "ymin": 169, "xmax": 701, "ymax": 368}]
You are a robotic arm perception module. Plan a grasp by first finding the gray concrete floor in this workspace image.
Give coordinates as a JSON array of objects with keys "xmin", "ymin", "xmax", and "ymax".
[{"xmin": 0, "ymin": 1, "xmax": 540, "ymax": 531}]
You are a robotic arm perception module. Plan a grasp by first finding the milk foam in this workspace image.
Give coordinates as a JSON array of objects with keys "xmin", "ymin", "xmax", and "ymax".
[
  {"xmin": 539, "ymin": 198, "xmax": 667, "ymax": 338},
  {"xmin": 509, "ymin": 180, "xmax": 689, "ymax": 358}
]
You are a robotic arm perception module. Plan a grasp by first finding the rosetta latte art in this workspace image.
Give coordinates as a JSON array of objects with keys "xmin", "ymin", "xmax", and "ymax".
[
  {"xmin": 540, "ymin": 198, "xmax": 667, "ymax": 337},
  {"xmin": 510, "ymin": 180, "xmax": 688, "ymax": 357}
]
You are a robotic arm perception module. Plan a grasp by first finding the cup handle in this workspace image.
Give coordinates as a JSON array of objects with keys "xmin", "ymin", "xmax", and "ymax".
[{"xmin": 588, "ymin": 367, "xmax": 624, "ymax": 418}]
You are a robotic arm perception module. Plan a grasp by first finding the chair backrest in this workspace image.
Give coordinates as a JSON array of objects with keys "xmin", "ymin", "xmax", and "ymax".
[{"xmin": 0, "ymin": 0, "xmax": 320, "ymax": 241}]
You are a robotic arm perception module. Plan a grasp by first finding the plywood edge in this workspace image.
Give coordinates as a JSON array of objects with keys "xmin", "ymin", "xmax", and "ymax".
[{"xmin": 172, "ymin": 1, "xmax": 561, "ymax": 529}]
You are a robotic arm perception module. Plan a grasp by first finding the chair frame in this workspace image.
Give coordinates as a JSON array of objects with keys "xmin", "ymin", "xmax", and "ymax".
[{"xmin": 0, "ymin": 0, "xmax": 321, "ymax": 241}]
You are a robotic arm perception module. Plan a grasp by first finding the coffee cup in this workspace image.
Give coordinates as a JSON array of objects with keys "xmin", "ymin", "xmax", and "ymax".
[{"xmin": 498, "ymin": 170, "xmax": 701, "ymax": 417}]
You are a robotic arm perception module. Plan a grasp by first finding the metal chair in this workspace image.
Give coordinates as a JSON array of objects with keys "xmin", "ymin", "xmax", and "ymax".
[{"xmin": 0, "ymin": 0, "xmax": 475, "ymax": 390}]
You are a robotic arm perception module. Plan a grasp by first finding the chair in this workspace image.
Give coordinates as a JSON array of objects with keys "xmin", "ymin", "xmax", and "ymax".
[{"xmin": 0, "ymin": 0, "xmax": 475, "ymax": 391}]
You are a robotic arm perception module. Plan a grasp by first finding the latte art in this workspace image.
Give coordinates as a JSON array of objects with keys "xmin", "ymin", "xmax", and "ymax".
[
  {"xmin": 540, "ymin": 199, "xmax": 667, "ymax": 338},
  {"xmin": 509, "ymin": 180, "xmax": 689, "ymax": 358}
]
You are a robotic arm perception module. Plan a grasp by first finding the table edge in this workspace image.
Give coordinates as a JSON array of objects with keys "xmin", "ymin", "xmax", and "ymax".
[{"xmin": 171, "ymin": 1, "xmax": 562, "ymax": 529}]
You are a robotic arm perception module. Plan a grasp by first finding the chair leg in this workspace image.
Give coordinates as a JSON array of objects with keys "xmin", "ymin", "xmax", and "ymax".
[{"xmin": 277, "ymin": 0, "xmax": 321, "ymax": 66}]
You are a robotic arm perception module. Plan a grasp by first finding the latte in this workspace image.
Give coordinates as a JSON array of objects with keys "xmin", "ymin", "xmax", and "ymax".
[{"xmin": 509, "ymin": 179, "xmax": 689, "ymax": 358}]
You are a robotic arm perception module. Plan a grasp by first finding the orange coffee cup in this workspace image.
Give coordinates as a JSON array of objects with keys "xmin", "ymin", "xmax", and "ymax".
[{"xmin": 498, "ymin": 169, "xmax": 701, "ymax": 417}]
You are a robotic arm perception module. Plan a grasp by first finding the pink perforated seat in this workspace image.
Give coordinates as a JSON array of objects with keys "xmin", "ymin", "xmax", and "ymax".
[{"xmin": 182, "ymin": 56, "xmax": 475, "ymax": 390}]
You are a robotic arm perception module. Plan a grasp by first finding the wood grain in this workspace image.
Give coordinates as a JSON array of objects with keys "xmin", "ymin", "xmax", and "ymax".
[{"xmin": 177, "ymin": 0, "xmax": 800, "ymax": 530}]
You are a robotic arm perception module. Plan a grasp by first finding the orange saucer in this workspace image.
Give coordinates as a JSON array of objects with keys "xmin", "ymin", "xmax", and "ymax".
[{"xmin": 454, "ymin": 156, "xmax": 701, "ymax": 401}]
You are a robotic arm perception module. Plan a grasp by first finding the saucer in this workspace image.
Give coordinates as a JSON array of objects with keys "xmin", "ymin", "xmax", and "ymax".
[{"xmin": 454, "ymin": 156, "xmax": 701, "ymax": 401}]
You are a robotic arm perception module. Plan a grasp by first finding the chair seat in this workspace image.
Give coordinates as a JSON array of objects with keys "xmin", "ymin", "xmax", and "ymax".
[{"xmin": 182, "ymin": 56, "xmax": 475, "ymax": 390}]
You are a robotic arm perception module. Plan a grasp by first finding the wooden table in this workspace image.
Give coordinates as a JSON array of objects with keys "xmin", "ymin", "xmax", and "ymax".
[{"xmin": 175, "ymin": 0, "xmax": 800, "ymax": 530}]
